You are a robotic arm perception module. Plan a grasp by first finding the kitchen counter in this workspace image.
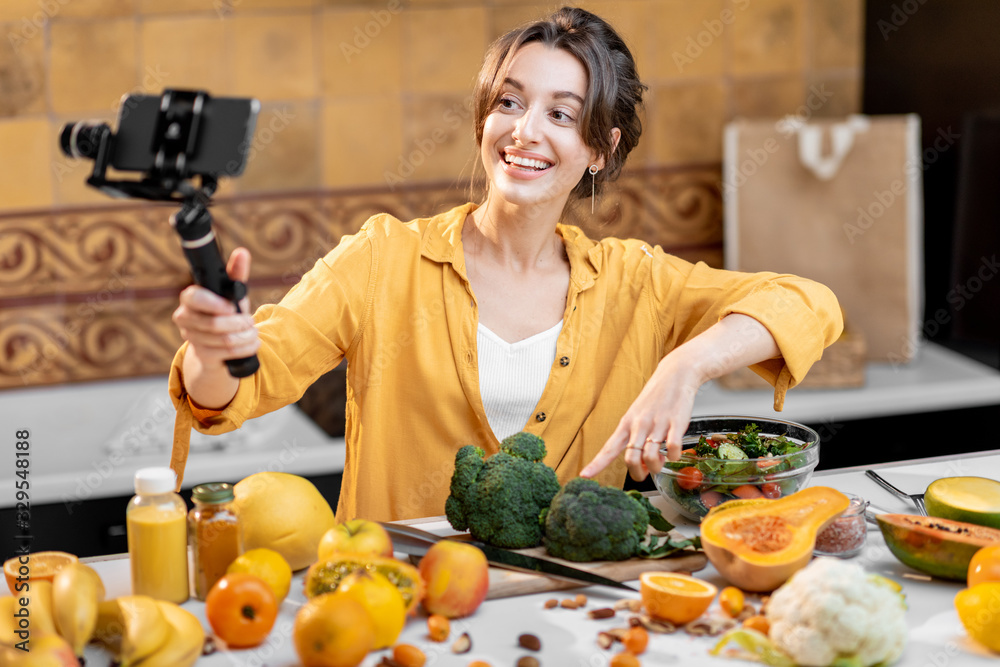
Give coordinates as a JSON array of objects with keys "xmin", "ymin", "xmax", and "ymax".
[{"xmin": 69, "ymin": 449, "xmax": 1000, "ymax": 666}]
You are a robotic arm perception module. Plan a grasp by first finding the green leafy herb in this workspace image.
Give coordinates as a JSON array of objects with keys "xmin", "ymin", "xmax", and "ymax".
[
  {"xmin": 637, "ymin": 533, "xmax": 702, "ymax": 559},
  {"xmin": 626, "ymin": 490, "xmax": 674, "ymax": 532}
]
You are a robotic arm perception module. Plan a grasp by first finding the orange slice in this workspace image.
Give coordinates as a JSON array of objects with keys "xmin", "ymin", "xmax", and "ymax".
[
  {"xmin": 639, "ymin": 571, "xmax": 718, "ymax": 625},
  {"xmin": 3, "ymin": 551, "xmax": 78, "ymax": 595}
]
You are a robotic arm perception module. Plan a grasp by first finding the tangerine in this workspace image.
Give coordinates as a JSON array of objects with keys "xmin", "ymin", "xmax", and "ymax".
[
  {"xmin": 609, "ymin": 652, "xmax": 641, "ymax": 667},
  {"xmin": 3, "ymin": 551, "xmax": 77, "ymax": 596},
  {"xmin": 968, "ymin": 545, "xmax": 1000, "ymax": 588},
  {"xmin": 294, "ymin": 592, "xmax": 376, "ymax": 667},
  {"xmin": 719, "ymin": 586, "xmax": 745, "ymax": 617},
  {"xmin": 623, "ymin": 625, "xmax": 649, "ymax": 655},
  {"xmin": 639, "ymin": 571, "xmax": 717, "ymax": 625},
  {"xmin": 337, "ymin": 570, "xmax": 406, "ymax": 649}
]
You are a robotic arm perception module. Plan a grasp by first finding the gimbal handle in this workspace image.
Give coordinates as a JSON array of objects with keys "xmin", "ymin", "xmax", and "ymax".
[{"xmin": 172, "ymin": 200, "xmax": 260, "ymax": 378}]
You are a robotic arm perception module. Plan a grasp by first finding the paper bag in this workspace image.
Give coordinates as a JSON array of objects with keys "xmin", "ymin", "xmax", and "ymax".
[{"xmin": 723, "ymin": 114, "xmax": 923, "ymax": 363}]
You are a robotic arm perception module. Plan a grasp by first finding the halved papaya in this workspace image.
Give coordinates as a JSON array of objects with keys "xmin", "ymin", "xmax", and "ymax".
[
  {"xmin": 875, "ymin": 513, "xmax": 1000, "ymax": 581},
  {"xmin": 303, "ymin": 555, "xmax": 425, "ymax": 614}
]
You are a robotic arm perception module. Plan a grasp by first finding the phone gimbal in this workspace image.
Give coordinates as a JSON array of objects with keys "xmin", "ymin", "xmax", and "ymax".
[{"xmin": 61, "ymin": 89, "xmax": 260, "ymax": 378}]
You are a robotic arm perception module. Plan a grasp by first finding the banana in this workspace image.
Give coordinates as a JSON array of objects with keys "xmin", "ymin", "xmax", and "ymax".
[
  {"xmin": 0, "ymin": 596, "xmax": 18, "ymax": 646},
  {"xmin": 92, "ymin": 595, "xmax": 170, "ymax": 666},
  {"xmin": 21, "ymin": 579, "xmax": 58, "ymax": 637},
  {"xmin": 132, "ymin": 601, "xmax": 206, "ymax": 667},
  {"xmin": 52, "ymin": 562, "xmax": 105, "ymax": 656}
]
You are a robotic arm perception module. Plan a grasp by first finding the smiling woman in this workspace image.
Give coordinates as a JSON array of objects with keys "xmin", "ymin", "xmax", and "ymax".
[{"xmin": 167, "ymin": 6, "xmax": 844, "ymax": 523}]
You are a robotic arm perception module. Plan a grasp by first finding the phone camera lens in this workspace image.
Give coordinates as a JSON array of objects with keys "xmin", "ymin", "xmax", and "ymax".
[{"xmin": 59, "ymin": 121, "xmax": 110, "ymax": 160}]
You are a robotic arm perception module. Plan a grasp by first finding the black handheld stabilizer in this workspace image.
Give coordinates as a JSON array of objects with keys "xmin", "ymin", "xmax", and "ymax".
[{"xmin": 60, "ymin": 89, "xmax": 261, "ymax": 378}]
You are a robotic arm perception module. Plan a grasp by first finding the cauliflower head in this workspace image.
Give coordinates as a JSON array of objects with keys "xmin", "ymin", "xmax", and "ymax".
[{"xmin": 766, "ymin": 558, "xmax": 907, "ymax": 667}]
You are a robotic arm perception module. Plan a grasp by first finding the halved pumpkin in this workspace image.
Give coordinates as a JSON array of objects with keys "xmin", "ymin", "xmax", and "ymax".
[{"xmin": 700, "ymin": 486, "xmax": 850, "ymax": 592}]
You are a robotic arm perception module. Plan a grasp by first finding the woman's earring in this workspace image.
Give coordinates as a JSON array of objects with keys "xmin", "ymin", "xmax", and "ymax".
[{"xmin": 589, "ymin": 164, "xmax": 599, "ymax": 214}]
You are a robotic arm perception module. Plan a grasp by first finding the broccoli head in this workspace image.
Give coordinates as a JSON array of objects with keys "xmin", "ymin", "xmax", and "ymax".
[
  {"xmin": 444, "ymin": 433, "xmax": 561, "ymax": 548},
  {"xmin": 543, "ymin": 477, "xmax": 649, "ymax": 562}
]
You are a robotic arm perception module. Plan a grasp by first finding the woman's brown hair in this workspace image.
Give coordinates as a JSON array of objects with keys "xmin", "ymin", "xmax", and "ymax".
[{"xmin": 472, "ymin": 6, "xmax": 646, "ymax": 201}]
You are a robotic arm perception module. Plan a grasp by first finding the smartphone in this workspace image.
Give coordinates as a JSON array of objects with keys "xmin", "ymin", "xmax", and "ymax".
[{"xmin": 110, "ymin": 92, "xmax": 260, "ymax": 178}]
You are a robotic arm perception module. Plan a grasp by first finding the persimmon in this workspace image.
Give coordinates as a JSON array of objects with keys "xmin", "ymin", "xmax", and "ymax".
[{"xmin": 205, "ymin": 573, "xmax": 277, "ymax": 648}]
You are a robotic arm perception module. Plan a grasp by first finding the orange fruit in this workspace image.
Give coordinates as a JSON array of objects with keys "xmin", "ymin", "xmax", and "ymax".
[
  {"xmin": 293, "ymin": 592, "xmax": 376, "ymax": 667},
  {"xmin": 719, "ymin": 586, "xmax": 745, "ymax": 617},
  {"xmin": 427, "ymin": 613, "xmax": 450, "ymax": 642},
  {"xmin": 392, "ymin": 644, "xmax": 427, "ymax": 667},
  {"xmin": 227, "ymin": 548, "xmax": 293, "ymax": 602},
  {"xmin": 742, "ymin": 615, "xmax": 771, "ymax": 635},
  {"xmin": 955, "ymin": 582, "xmax": 1000, "ymax": 652},
  {"xmin": 337, "ymin": 570, "xmax": 406, "ymax": 649},
  {"xmin": 623, "ymin": 625, "xmax": 648, "ymax": 655},
  {"xmin": 968, "ymin": 544, "xmax": 1000, "ymax": 587},
  {"xmin": 639, "ymin": 571, "xmax": 717, "ymax": 625},
  {"xmin": 610, "ymin": 652, "xmax": 641, "ymax": 667},
  {"xmin": 3, "ymin": 551, "xmax": 77, "ymax": 595}
]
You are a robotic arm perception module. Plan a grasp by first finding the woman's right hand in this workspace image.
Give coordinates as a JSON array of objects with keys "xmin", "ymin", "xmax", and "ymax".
[{"xmin": 172, "ymin": 247, "xmax": 260, "ymax": 408}]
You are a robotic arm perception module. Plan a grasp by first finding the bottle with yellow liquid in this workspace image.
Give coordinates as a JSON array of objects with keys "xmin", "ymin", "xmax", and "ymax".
[{"xmin": 126, "ymin": 467, "xmax": 189, "ymax": 603}]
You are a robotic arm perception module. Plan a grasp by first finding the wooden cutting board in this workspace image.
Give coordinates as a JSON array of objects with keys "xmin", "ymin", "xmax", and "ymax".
[{"xmin": 483, "ymin": 534, "xmax": 707, "ymax": 599}]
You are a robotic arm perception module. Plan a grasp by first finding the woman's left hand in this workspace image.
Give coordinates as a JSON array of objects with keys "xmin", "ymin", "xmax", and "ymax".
[
  {"xmin": 579, "ymin": 355, "xmax": 702, "ymax": 481},
  {"xmin": 579, "ymin": 314, "xmax": 780, "ymax": 481}
]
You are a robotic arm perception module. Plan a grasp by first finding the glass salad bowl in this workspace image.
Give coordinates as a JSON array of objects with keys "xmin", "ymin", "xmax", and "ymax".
[{"xmin": 653, "ymin": 416, "xmax": 821, "ymax": 522}]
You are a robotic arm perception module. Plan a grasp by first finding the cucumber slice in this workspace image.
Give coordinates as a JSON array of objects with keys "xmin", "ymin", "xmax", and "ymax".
[{"xmin": 717, "ymin": 442, "xmax": 747, "ymax": 460}]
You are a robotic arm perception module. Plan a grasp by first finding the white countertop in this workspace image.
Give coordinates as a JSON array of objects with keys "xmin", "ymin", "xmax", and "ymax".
[
  {"xmin": 695, "ymin": 341, "xmax": 1000, "ymax": 424},
  {"xmin": 72, "ymin": 450, "xmax": 1000, "ymax": 666}
]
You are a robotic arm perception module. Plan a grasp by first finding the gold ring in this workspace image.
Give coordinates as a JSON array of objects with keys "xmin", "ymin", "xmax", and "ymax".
[
  {"xmin": 645, "ymin": 438, "xmax": 666, "ymax": 445},
  {"xmin": 626, "ymin": 444, "xmax": 644, "ymax": 451}
]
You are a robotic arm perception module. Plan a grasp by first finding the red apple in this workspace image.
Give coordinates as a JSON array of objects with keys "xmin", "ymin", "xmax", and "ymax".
[
  {"xmin": 317, "ymin": 519, "xmax": 394, "ymax": 560},
  {"xmin": 418, "ymin": 540, "xmax": 489, "ymax": 618}
]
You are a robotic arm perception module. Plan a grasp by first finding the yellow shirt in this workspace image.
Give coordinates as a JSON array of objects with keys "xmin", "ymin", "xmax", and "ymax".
[{"xmin": 169, "ymin": 203, "xmax": 843, "ymax": 521}]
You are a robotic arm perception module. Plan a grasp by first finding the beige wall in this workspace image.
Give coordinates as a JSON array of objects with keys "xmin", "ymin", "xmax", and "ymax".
[
  {"xmin": 0, "ymin": 0, "xmax": 863, "ymax": 388},
  {"xmin": 0, "ymin": 0, "xmax": 862, "ymax": 211}
]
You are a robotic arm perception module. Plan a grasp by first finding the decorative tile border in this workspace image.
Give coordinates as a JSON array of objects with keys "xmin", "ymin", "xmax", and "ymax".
[{"xmin": 0, "ymin": 165, "xmax": 722, "ymax": 390}]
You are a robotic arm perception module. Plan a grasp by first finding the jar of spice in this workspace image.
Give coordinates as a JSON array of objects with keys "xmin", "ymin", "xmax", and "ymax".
[
  {"xmin": 814, "ymin": 492, "xmax": 868, "ymax": 558},
  {"xmin": 189, "ymin": 482, "xmax": 242, "ymax": 599}
]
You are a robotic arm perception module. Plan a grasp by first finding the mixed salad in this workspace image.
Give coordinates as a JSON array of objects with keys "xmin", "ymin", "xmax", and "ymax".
[{"xmin": 656, "ymin": 423, "xmax": 816, "ymax": 520}]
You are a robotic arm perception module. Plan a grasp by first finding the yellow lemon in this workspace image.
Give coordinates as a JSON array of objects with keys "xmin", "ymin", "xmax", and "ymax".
[
  {"xmin": 227, "ymin": 548, "xmax": 293, "ymax": 603},
  {"xmin": 336, "ymin": 570, "xmax": 406, "ymax": 649},
  {"xmin": 955, "ymin": 582, "xmax": 1000, "ymax": 652}
]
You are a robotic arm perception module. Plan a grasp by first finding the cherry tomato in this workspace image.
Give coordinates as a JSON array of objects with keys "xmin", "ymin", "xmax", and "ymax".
[
  {"xmin": 205, "ymin": 572, "xmax": 277, "ymax": 648},
  {"xmin": 760, "ymin": 482, "xmax": 782, "ymax": 499},
  {"xmin": 677, "ymin": 466, "xmax": 704, "ymax": 491}
]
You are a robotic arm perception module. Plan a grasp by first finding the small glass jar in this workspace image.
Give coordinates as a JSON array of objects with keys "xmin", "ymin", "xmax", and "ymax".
[
  {"xmin": 189, "ymin": 482, "xmax": 242, "ymax": 600},
  {"xmin": 814, "ymin": 492, "xmax": 868, "ymax": 558}
]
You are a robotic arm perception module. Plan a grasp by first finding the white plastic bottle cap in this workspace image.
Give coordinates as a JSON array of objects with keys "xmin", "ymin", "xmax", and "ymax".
[{"xmin": 134, "ymin": 467, "xmax": 177, "ymax": 495}]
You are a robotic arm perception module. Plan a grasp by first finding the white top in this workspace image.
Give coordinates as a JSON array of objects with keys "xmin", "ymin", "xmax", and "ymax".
[{"xmin": 477, "ymin": 320, "xmax": 563, "ymax": 441}]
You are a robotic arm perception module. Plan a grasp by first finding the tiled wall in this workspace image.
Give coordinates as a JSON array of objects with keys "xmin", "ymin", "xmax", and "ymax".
[{"xmin": 0, "ymin": 0, "xmax": 863, "ymax": 388}]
